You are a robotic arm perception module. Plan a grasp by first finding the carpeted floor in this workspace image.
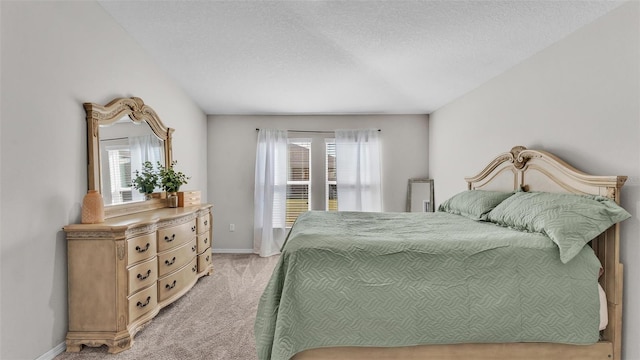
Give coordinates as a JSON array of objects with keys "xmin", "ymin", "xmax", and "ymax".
[{"xmin": 55, "ymin": 253, "xmax": 280, "ymax": 360}]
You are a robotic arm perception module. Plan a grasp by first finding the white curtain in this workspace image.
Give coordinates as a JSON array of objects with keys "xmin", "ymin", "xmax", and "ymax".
[
  {"xmin": 254, "ymin": 129, "xmax": 288, "ymax": 257},
  {"xmin": 335, "ymin": 129, "xmax": 382, "ymax": 212},
  {"xmin": 130, "ymin": 135, "xmax": 164, "ymax": 201}
]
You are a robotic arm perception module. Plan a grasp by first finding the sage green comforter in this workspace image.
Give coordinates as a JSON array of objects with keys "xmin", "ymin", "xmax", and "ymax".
[{"xmin": 255, "ymin": 211, "xmax": 602, "ymax": 360}]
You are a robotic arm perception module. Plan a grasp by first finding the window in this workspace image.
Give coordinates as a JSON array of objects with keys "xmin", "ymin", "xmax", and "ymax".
[
  {"xmin": 285, "ymin": 137, "xmax": 339, "ymax": 226},
  {"xmin": 287, "ymin": 139, "xmax": 311, "ymax": 227},
  {"xmin": 326, "ymin": 139, "xmax": 338, "ymax": 211}
]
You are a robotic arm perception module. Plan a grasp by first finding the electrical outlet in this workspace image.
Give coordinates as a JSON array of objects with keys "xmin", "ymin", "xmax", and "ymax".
[{"xmin": 229, "ymin": 223, "xmax": 235, "ymax": 232}]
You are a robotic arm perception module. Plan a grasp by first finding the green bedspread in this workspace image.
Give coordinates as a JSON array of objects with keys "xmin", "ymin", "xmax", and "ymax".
[{"xmin": 255, "ymin": 211, "xmax": 602, "ymax": 360}]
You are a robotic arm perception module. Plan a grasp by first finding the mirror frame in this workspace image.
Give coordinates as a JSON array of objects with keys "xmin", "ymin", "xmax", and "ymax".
[
  {"xmin": 406, "ymin": 178, "xmax": 434, "ymax": 212},
  {"xmin": 85, "ymin": 97, "xmax": 174, "ymax": 218}
]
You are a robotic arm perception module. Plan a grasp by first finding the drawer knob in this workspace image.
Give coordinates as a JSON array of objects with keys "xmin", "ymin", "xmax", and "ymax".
[
  {"xmin": 204, "ymin": 237, "xmax": 208, "ymax": 244},
  {"xmin": 137, "ymin": 269, "xmax": 152, "ymax": 280},
  {"xmin": 166, "ymin": 280, "xmax": 177, "ymax": 290},
  {"xmin": 135, "ymin": 243, "xmax": 150, "ymax": 253},
  {"xmin": 164, "ymin": 234, "xmax": 176, "ymax": 242},
  {"xmin": 206, "ymin": 255, "xmax": 210, "ymax": 262},
  {"xmin": 165, "ymin": 257, "xmax": 176, "ymax": 266},
  {"xmin": 136, "ymin": 296, "xmax": 151, "ymax": 308},
  {"xmin": 191, "ymin": 226, "xmax": 196, "ymax": 232},
  {"xmin": 204, "ymin": 220, "xmax": 208, "ymax": 226},
  {"xmin": 192, "ymin": 266, "xmax": 197, "ymax": 272},
  {"xmin": 192, "ymin": 245, "xmax": 197, "ymax": 252}
]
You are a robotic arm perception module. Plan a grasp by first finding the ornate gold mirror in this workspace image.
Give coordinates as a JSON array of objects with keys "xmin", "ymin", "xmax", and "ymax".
[{"xmin": 85, "ymin": 97, "xmax": 174, "ymax": 217}]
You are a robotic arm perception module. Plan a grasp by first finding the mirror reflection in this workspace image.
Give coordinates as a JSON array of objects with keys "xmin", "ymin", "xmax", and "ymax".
[
  {"xmin": 99, "ymin": 118, "xmax": 165, "ymax": 205},
  {"xmin": 406, "ymin": 178, "xmax": 434, "ymax": 212},
  {"xmin": 85, "ymin": 96, "xmax": 173, "ymax": 217}
]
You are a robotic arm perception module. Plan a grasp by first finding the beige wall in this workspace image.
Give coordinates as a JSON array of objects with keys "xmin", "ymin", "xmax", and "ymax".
[
  {"xmin": 429, "ymin": 2, "xmax": 639, "ymax": 359},
  {"xmin": 207, "ymin": 114, "xmax": 429, "ymax": 252},
  {"xmin": 0, "ymin": 2, "xmax": 207, "ymax": 359}
]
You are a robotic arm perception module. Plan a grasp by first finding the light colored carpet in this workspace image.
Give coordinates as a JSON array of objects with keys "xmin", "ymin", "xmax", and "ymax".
[{"xmin": 55, "ymin": 253, "xmax": 280, "ymax": 360}]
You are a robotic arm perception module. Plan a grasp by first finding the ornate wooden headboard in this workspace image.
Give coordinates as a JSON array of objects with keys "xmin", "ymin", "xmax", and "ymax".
[
  {"xmin": 464, "ymin": 146, "xmax": 627, "ymax": 359},
  {"xmin": 465, "ymin": 146, "xmax": 626, "ymax": 201}
]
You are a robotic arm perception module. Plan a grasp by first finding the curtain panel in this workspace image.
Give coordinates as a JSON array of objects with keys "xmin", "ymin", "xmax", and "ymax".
[
  {"xmin": 130, "ymin": 134, "xmax": 164, "ymax": 202},
  {"xmin": 254, "ymin": 129, "xmax": 288, "ymax": 257},
  {"xmin": 335, "ymin": 129, "xmax": 382, "ymax": 212}
]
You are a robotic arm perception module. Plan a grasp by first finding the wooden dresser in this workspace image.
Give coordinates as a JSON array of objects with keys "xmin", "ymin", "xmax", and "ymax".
[{"xmin": 63, "ymin": 204, "xmax": 213, "ymax": 353}]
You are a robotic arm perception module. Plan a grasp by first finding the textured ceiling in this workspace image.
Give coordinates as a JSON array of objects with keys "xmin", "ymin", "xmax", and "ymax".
[{"xmin": 99, "ymin": 1, "xmax": 623, "ymax": 115}]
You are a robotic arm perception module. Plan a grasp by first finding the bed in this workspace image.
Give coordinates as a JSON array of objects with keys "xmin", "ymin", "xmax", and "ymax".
[{"xmin": 255, "ymin": 146, "xmax": 629, "ymax": 360}]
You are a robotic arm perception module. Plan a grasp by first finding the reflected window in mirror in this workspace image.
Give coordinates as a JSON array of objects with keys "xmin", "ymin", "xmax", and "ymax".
[
  {"xmin": 101, "ymin": 138, "xmax": 132, "ymax": 205},
  {"xmin": 98, "ymin": 119, "xmax": 165, "ymax": 206}
]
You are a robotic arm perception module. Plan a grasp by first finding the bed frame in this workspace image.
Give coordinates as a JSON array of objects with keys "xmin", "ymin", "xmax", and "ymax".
[{"xmin": 293, "ymin": 146, "xmax": 626, "ymax": 360}]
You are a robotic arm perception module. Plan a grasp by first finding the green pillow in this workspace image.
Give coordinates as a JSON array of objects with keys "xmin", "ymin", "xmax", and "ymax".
[
  {"xmin": 438, "ymin": 190, "xmax": 514, "ymax": 221},
  {"xmin": 486, "ymin": 191, "xmax": 631, "ymax": 263}
]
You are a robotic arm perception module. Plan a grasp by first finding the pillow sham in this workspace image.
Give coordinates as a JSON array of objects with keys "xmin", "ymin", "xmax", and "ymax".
[
  {"xmin": 486, "ymin": 191, "xmax": 631, "ymax": 263},
  {"xmin": 438, "ymin": 190, "xmax": 514, "ymax": 221}
]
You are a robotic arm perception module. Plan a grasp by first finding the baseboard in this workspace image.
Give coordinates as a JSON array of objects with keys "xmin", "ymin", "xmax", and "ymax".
[
  {"xmin": 36, "ymin": 342, "xmax": 66, "ymax": 360},
  {"xmin": 212, "ymin": 248, "xmax": 254, "ymax": 254}
]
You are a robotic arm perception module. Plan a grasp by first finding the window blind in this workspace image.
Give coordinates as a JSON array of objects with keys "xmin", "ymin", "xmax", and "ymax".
[
  {"xmin": 287, "ymin": 139, "xmax": 311, "ymax": 226},
  {"xmin": 326, "ymin": 140, "xmax": 338, "ymax": 211}
]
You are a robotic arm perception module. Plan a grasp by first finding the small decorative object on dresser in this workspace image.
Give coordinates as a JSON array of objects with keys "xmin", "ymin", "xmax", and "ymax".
[
  {"xmin": 131, "ymin": 161, "xmax": 160, "ymax": 200},
  {"xmin": 158, "ymin": 160, "xmax": 190, "ymax": 208},
  {"xmin": 167, "ymin": 192, "xmax": 179, "ymax": 208},
  {"xmin": 178, "ymin": 190, "xmax": 201, "ymax": 207},
  {"xmin": 81, "ymin": 190, "xmax": 104, "ymax": 224}
]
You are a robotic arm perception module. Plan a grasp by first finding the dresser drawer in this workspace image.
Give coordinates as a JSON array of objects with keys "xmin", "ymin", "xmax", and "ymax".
[
  {"xmin": 197, "ymin": 251, "xmax": 212, "ymax": 273},
  {"xmin": 178, "ymin": 191, "xmax": 201, "ymax": 207},
  {"xmin": 157, "ymin": 220, "xmax": 197, "ymax": 252},
  {"xmin": 197, "ymin": 215, "xmax": 210, "ymax": 234},
  {"xmin": 128, "ymin": 257, "xmax": 157, "ymax": 295},
  {"xmin": 158, "ymin": 258, "xmax": 198, "ymax": 303},
  {"xmin": 157, "ymin": 239, "xmax": 198, "ymax": 277},
  {"xmin": 127, "ymin": 233, "xmax": 156, "ymax": 266},
  {"xmin": 196, "ymin": 233, "xmax": 211, "ymax": 253},
  {"xmin": 128, "ymin": 283, "xmax": 158, "ymax": 323}
]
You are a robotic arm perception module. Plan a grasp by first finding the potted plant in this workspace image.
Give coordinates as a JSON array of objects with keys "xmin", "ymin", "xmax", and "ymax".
[
  {"xmin": 131, "ymin": 161, "xmax": 159, "ymax": 200},
  {"xmin": 157, "ymin": 160, "xmax": 190, "ymax": 207}
]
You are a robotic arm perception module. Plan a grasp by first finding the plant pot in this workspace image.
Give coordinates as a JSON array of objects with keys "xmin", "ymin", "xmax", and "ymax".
[
  {"xmin": 144, "ymin": 193, "xmax": 153, "ymax": 201},
  {"xmin": 152, "ymin": 192, "xmax": 166, "ymax": 199},
  {"xmin": 167, "ymin": 192, "xmax": 178, "ymax": 208}
]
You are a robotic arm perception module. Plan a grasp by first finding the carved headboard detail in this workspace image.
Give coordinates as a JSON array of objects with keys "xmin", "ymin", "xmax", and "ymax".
[{"xmin": 465, "ymin": 146, "xmax": 626, "ymax": 202}]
